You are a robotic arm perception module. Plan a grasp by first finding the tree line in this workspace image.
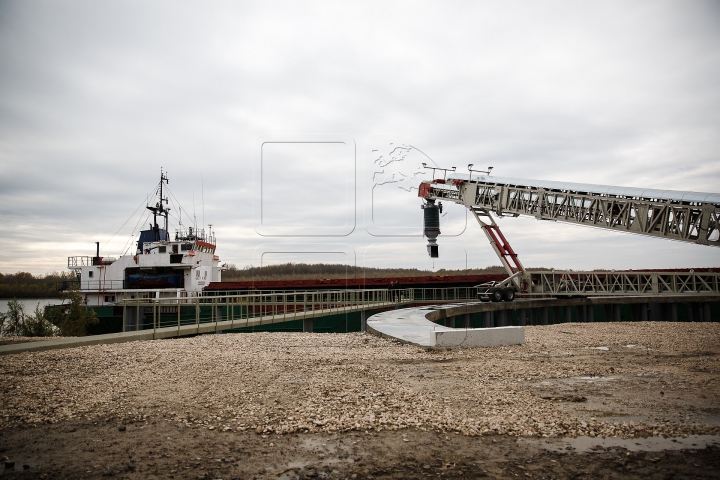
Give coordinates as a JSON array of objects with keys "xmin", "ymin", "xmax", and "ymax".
[
  {"xmin": 0, "ymin": 271, "xmax": 77, "ymax": 299},
  {"xmin": 222, "ymin": 263, "xmax": 509, "ymax": 281}
]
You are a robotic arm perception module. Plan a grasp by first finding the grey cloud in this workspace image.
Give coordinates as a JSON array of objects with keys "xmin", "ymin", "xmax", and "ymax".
[{"xmin": 1, "ymin": 1, "xmax": 719, "ymax": 274}]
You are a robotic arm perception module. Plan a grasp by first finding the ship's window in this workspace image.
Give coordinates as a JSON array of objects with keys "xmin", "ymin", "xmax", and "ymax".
[
  {"xmin": 88, "ymin": 271, "xmax": 94, "ymax": 278},
  {"xmin": 181, "ymin": 243, "xmax": 192, "ymax": 251},
  {"xmin": 104, "ymin": 295, "xmax": 115, "ymax": 302},
  {"xmin": 172, "ymin": 244, "xmax": 178, "ymax": 254},
  {"xmin": 159, "ymin": 246, "xmax": 166, "ymax": 253}
]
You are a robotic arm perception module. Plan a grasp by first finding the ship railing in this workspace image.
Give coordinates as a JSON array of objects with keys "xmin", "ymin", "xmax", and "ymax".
[
  {"xmin": 57, "ymin": 280, "xmax": 129, "ymax": 291},
  {"xmin": 68, "ymin": 256, "xmax": 95, "ymax": 268}
]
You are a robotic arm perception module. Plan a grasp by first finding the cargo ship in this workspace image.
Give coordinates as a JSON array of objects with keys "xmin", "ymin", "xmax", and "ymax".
[{"xmin": 62, "ymin": 171, "xmax": 223, "ymax": 333}]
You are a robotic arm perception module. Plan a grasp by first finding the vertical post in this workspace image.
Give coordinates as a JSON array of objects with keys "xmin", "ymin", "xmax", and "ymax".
[
  {"xmin": 216, "ymin": 303, "xmax": 223, "ymax": 332},
  {"xmin": 122, "ymin": 305, "xmax": 126, "ymax": 333},
  {"xmin": 670, "ymin": 303, "xmax": 678, "ymax": 322},
  {"xmin": 177, "ymin": 297, "xmax": 181, "ymax": 337},
  {"xmin": 195, "ymin": 297, "xmax": 200, "ymax": 334},
  {"xmin": 640, "ymin": 303, "xmax": 648, "ymax": 322},
  {"xmin": 303, "ymin": 318, "xmax": 313, "ymax": 333},
  {"xmin": 447, "ymin": 316, "xmax": 455, "ymax": 328},
  {"xmin": 565, "ymin": 307, "xmax": 572, "ymax": 323},
  {"xmin": 360, "ymin": 310, "xmax": 367, "ymax": 332},
  {"xmin": 703, "ymin": 303, "xmax": 712, "ymax": 322},
  {"xmin": 587, "ymin": 305, "xmax": 594, "ymax": 323},
  {"xmin": 463, "ymin": 313, "xmax": 472, "ymax": 328},
  {"xmin": 541, "ymin": 307, "xmax": 548, "ymax": 325},
  {"xmin": 614, "ymin": 304, "xmax": 621, "ymax": 322},
  {"xmin": 482, "ymin": 311, "xmax": 492, "ymax": 328},
  {"xmin": 518, "ymin": 309, "xmax": 526, "ymax": 326}
]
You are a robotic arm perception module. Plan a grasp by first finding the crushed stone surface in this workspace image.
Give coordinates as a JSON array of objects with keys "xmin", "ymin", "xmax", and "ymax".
[{"xmin": 1, "ymin": 322, "xmax": 719, "ymax": 440}]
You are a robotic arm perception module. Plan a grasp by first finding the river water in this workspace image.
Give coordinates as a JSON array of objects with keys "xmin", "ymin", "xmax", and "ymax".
[{"xmin": 0, "ymin": 298, "xmax": 60, "ymax": 314}]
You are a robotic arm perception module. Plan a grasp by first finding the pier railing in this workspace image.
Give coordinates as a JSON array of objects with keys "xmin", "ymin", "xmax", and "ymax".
[{"xmin": 119, "ymin": 288, "xmax": 406, "ymax": 332}]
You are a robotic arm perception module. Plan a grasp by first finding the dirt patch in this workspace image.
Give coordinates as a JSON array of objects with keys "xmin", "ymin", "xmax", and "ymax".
[{"xmin": 1, "ymin": 422, "xmax": 719, "ymax": 479}]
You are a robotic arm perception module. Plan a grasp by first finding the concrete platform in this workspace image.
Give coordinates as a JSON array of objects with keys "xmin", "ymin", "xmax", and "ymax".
[{"xmin": 366, "ymin": 304, "xmax": 525, "ymax": 348}]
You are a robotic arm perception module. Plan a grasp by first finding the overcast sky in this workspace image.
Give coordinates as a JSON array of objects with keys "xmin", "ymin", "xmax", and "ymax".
[{"xmin": 1, "ymin": 0, "xmax": 719, "ymax": 275}]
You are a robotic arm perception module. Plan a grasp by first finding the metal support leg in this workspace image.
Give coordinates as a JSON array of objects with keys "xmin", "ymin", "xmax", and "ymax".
[
  {"xmin": 614, "ymin": 304, "xmax": 621, "ymax": 322},
  {"xmin": 463, "ymin": 313, "xmax": 472, "ymax": 328},
  {"xmin": 447, "ymin": 316, "xmax": 455, "ymax": 328},
  {"xmin": 587, "ymin": 306, "xmax": 594, "ymax": 323},
  {"xmin": 703, "ymin": 303, "xmax": 712, "ymax": 322},
  {"xmin": 565, "ymin": 307, "xmax": 572, "ymax": 323},
  {"xmin": 670, "ymin": 303, "xmax": 678, "ymax": 322},
  {"xmin": 541, "ymin": 307, "xmax": 548, "ymax": 325},
  {"xmin": 687, "ymin": 304, "xmax": 695, "ymax": 322},
  {"xmin": 303, "ymin": 318, "xmax": 313, "ymax": 333},
  {"xmin": 641, "ymin": 304, "xmax": 649, "ymax": 322}
]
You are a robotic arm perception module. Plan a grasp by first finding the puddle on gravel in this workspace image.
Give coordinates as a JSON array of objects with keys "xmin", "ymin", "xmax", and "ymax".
[{"xmin": 519, "ymin": 434, "xmax": 720, "ymax": 453}]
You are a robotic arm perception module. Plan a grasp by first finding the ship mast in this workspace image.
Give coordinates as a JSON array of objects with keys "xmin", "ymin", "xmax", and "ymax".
[{"xmin": 146, "ymin": 169, "xmax": 170, "ymax": 241}]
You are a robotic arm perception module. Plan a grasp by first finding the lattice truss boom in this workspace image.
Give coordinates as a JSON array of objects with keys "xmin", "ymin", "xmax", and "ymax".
[{"xmin": 425, "ymin": 177, "xmax": 720, "ymax": 246}]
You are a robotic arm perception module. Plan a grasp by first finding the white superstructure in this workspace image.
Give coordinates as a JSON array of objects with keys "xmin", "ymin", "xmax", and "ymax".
[{"xmin": 67, "ymin": 172, "xmax": 223, "ymax": 306}]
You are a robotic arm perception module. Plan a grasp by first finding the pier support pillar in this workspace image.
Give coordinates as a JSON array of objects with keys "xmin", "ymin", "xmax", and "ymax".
[
  {"xmin": 641, "ymin": 303, "xmax": 648, "ymax": 322},
  {"xmin": 565, "ymin": 307, "xmax": 572, "ymax": 323},
  {"xmin": 462, "ymin": 313, "xmax": 472, "ymax": 328},
  {"xmin": 587, "ymin": 306, "xmax": 594, "ymax": 323},
  {"xmin": 483, "ymin": 311, "xmax": 493, "ymax": 328},
  {"xmin": 360, "ymin": 310, "xmax": 367, "ymax": 332},
  {"xmin": 703, "ymin": 303, "xmax": 712, "ymax": 322},
  {"xmin": 303, "ymin": 318, "xmax": 313, "ymax": 333},
  {"xmin": 670, "ymin": 303, "xmax": 678, "ymax": 322},
  {"xmin": 614, "ymin": 304, "xmax": 621, "ymax": 322},
  {"xmin": 447, "ymin": 316, "xmax": 455, "ymax": 328},
  {"xmin": 124, "ymin": 306, "xmax": 138, "ymax": 332},
  {"xmin": 518, "ymin": 309, "xmax": 526, "ymax": 326},
  {"xmin": 541, "ymin": 307, "xmax": 549, "ymax": 325}
]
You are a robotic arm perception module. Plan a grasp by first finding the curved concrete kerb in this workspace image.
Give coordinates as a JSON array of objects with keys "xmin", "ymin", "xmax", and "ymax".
[{"xmin": 366, "ymin": 303, "xmax": 524, "ymax": 348}]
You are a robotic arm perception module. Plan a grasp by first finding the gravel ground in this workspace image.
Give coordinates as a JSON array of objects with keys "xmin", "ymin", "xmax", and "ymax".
[
  {"xmin": 0, "ymin": 322, "xmax": 719, "ymax": 478},
  {"xmin": 2, "ymin": 322, "xmax": 719, "ymax": 438}
]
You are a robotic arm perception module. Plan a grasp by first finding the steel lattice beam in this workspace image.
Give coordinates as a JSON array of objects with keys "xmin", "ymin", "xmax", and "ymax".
[{"xmin": 421, "ymin": 175, "xmax": 720, "ymax": 247}]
